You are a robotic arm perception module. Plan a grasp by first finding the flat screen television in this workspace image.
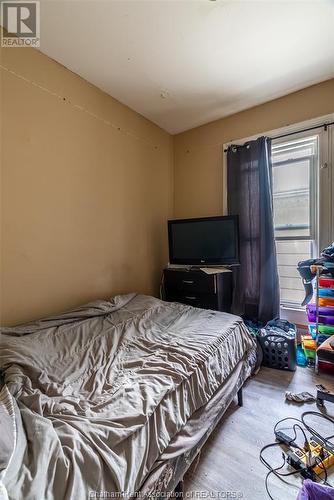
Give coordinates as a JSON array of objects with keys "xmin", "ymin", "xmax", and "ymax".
[{"xmin": 168, "ymin": 215, "xmax": 239, "ymax": 266}]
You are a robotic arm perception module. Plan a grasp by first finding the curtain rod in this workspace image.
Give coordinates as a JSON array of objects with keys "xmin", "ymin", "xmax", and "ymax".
[
  {"xmin": 272, "ymin": 120, "xmax": 334, "ymax": 140},
  {"xmin": 224, "ymin": 121, "xmax": 334, "ymax": 153}
]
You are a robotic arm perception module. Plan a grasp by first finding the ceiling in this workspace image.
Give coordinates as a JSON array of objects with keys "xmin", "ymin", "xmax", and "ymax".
[{"xmin": 38, "ymin": 0, "xmax": 334, "ymax": 134}]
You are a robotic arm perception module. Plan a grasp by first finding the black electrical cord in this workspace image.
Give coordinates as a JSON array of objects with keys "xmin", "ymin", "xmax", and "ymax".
[
  {"xmin": 274, "ymin": 416, "xmax": 304, "ymax": 435},
  {"xmin": 264, "ymin": 452, "xmax": 286, "ymax": 500},
  {"xmin": 301, "ymin": 411, "xmax": 334, "ymax": 446},
  {"xmin": 260, "ymin": 442, "xmax": 306, "ymax": 500},
  {"xmin": 314, "ymin": 455, "xmax": 328, "ymax": 485},
  {"xmin": 293, "ymin": 423, "xmax": 309, "ymax": 446},
  {"xmin": 261, "ymin": 410, "xmax": 334, "ymax": 499}
]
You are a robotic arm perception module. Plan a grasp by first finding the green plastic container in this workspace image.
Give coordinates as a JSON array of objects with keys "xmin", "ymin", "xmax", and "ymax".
[
  {"xmin": 318, "ymin": 325, "xmax": 334, "ymax": 334},
  {"xmin": 303, "ymin": 347, "xmax": 316, "ymax": 359},
  {"xmin": 308, "ymin": 324, "xmax": 334, "ymax": 338}
]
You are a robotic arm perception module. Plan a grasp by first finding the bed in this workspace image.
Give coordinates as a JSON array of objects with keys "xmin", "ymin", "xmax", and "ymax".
[{"xmin": 0, "ymin": 293, "xmax": 256, "ymax": 499}]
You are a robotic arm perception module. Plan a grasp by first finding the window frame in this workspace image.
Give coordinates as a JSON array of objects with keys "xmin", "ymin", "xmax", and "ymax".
[{"xmin": 272, "ymin": 130, "xmax": 322, "ymax": 311}]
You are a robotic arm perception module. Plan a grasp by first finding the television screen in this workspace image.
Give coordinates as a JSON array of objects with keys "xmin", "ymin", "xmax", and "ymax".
[{"xmin": 168, "ymin": 216, "xmax": 239, "ymax": 265}]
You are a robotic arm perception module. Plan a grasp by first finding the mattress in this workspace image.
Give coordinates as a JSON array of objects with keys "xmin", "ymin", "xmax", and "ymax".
[
  {"xmin": 0, "ymin": 294, "xmax": 255, "ymax": 500},
  {"xmin": 139, "ymin": 355, "xmax": 254, "ymax": 496}
]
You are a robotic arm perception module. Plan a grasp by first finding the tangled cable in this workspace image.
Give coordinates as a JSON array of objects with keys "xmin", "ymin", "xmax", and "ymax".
[{"xmin": 260, "ymin": 411, "xmax": 334, "ymax": 499}]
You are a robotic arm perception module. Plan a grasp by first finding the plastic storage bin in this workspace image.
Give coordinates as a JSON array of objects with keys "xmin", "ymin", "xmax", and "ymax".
[
  {"xmin": 301, "ymin": 335, "xmax": 317, "ymax": 360},
  {"xmin": 307, "ymin": 304, "xmax": 334, "ymax": 316},
  {"xmin": 318, "ymin": 297, "xmax": 334, "ymax": 307},
  {"xmin": 307, "ymin": 312, "xmax": 334, "ymax": 325},
  {"xmin": 319, "ymin": 288, "xmax": 334, "ymax": 297},
  {"xmin": 319, "ymin": 277, "xmax": 334, "ymax": 288},
  {"xmin": 308, "ymin": 324, "xmax": 334, "ymax": 337},
  {"xmin": 302, "ymin": 336, "xmax": 317, "ymax": 350},
  {"xmin": 303, "ymin": 347, "xmax": 316, "ymax": 359},
  {"xmin": 296, "ymin": 345, "xmax": 307, "ymax": 367}
]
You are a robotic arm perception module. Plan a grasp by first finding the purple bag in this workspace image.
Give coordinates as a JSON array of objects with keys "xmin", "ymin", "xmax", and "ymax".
[{"xmin": 297, "ymin": 479, "xmax": 334, "ymax": 500}]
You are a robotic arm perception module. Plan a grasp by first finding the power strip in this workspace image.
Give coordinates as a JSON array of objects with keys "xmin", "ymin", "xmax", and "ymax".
[{"xmin": 279, "ymin": 433, "xmax": 334, "ymax": 478}]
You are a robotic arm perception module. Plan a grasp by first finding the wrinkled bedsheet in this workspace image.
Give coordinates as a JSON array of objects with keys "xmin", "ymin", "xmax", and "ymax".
[{"xmin": 0, "ymin": 294, "xmax": 255, "ymax": 500}]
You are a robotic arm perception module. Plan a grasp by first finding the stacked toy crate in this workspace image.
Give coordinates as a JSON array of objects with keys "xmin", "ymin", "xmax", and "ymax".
[{"xmin": 306, "ymin": 272, "xmax": 334, "ymax": 368}]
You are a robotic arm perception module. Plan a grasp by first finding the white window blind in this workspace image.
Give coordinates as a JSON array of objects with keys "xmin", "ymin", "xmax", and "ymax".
[{"xmin": 272, "ymin": 135, "xmax": 318, "ymax": 308}]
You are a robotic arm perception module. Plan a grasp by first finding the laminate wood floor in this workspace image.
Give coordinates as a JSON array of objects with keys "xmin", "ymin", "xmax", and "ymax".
[{"xmin": 183, "ymin": 366, "xmax": 334, "ymax": 500}]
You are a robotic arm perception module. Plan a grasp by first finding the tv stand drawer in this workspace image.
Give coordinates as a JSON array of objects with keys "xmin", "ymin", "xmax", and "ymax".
[
  {"xmin": 166, "ymin": 291, "xmax": 218, "ymax": 310},
  {"xmin": 164, "ymin": 269, "xmax": 216, "ymax": 294},
  {"xmin": 163, "ymin": 268, "xmax": 232, "ymax": 313}
]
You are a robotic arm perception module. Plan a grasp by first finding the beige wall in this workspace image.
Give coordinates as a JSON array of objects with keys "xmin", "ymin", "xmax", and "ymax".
[
  {"xmin": 0, "ymin": 47, "xmax": 173, "ymax": 326},
  {"xmin": 1, "ymin": 44, "xmax": 333, "ymax": 327},
  {"xmin": 174, "ymin": 79, "xmax": 334, "ymax": 218}
]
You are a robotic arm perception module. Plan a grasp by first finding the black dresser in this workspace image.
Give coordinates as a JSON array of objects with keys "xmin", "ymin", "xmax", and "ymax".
[{"xmin": 163, "ymin": 268, "xmax": 232, "ymax": 313}]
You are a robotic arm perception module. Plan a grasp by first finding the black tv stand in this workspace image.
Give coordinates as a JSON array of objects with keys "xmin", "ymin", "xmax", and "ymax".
[{"xmin": 163, "ymin": 267, "xmax": 232, "ymax": 313}]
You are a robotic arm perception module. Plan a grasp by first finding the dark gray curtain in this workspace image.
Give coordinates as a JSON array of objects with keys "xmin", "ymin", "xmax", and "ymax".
[{"xmin": 227, "ymin": 136, "xmax": 280, "ymax": 323}]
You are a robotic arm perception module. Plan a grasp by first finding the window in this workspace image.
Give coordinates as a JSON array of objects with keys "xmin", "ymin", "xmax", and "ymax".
[
  {"xmin": 223, "ymin": 116, "xmax": 334, "ymax": 319},
  {"xmin": 272, "ymin": 135, "xmax": 319, "ymax": 308}
]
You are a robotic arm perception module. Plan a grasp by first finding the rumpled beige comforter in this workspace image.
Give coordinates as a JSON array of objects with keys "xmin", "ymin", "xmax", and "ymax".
[{"xmin": 0, "ymin": 294, "xmax": 255, "ymax": 500}]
